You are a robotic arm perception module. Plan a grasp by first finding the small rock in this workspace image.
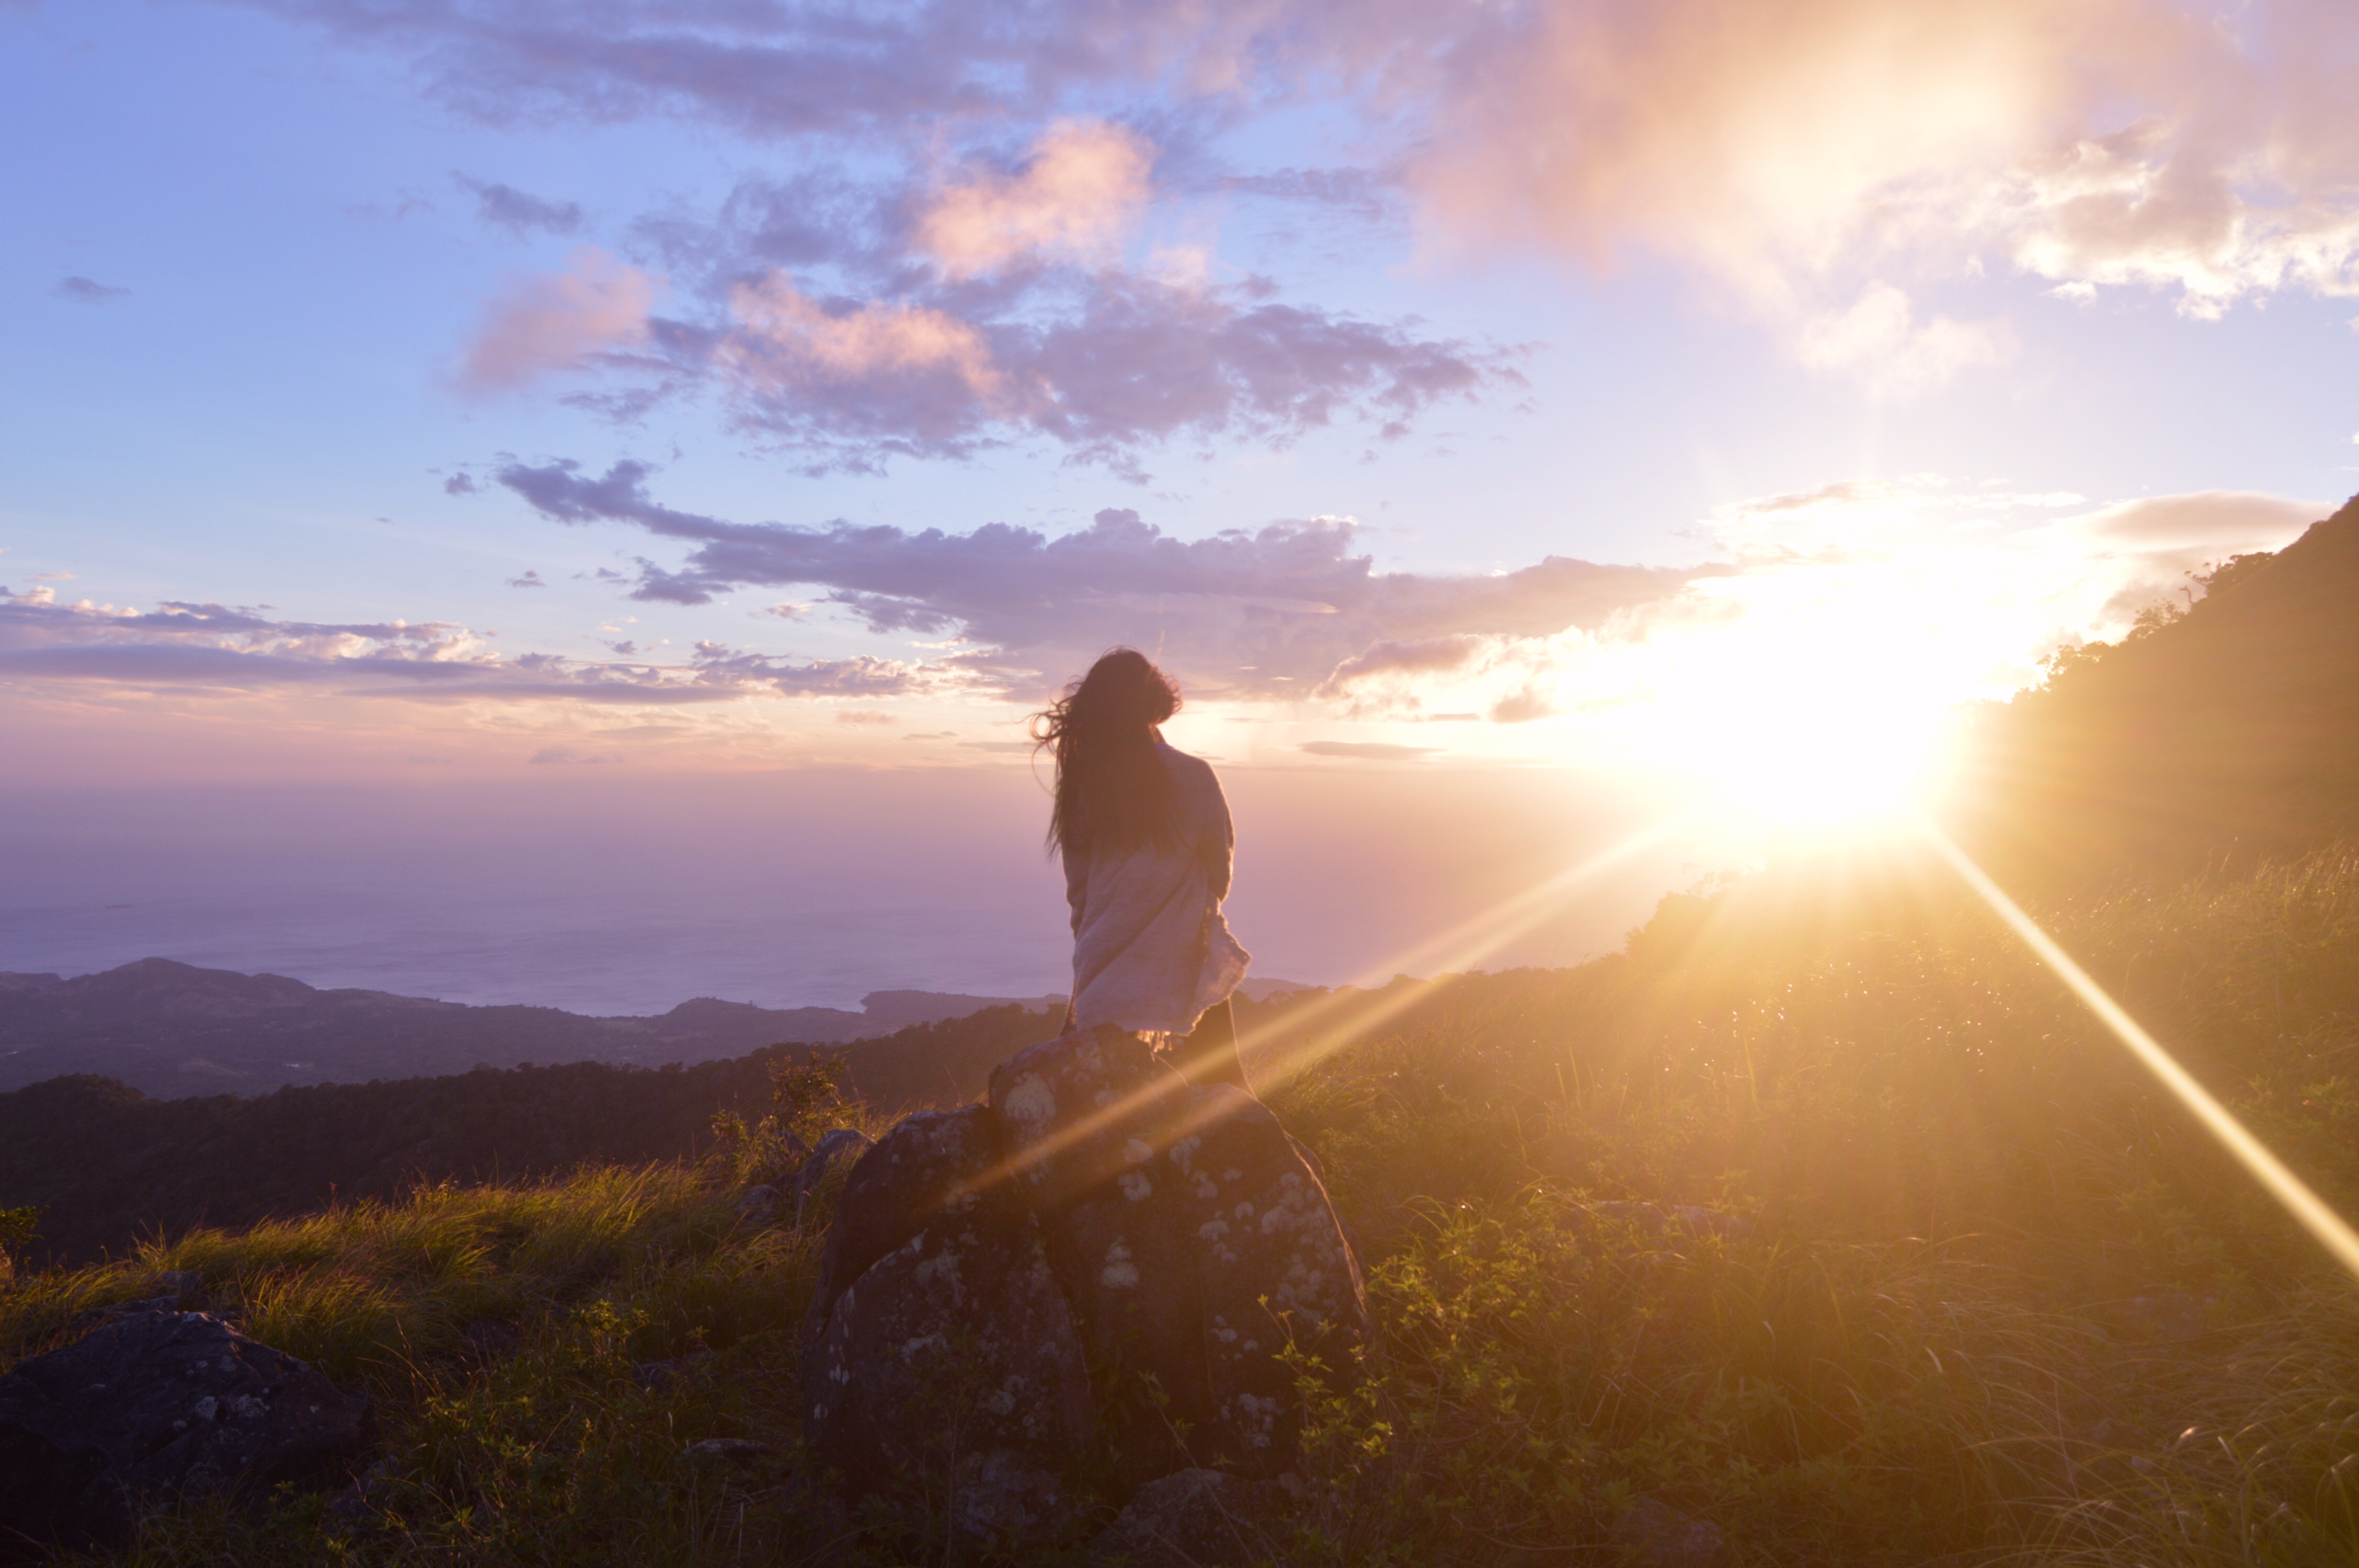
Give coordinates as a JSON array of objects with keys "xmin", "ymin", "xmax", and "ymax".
[
  {"xmin": 1613, "ymin": 1498, "xmax": 1727, "ymax": 1568},
  {"xmin": 793, "ymin": 1127, "xmax": 877, "ymax": 1227},
  {"xmin": 736, "ymin": 1185, "xmax": 782, "ymax": 1226},
  {"xmin": 142, "ymin": 1271, "xmax": 207, "ymax": 1308},
  {"xmin": 1085, "ymin": 1468, "xmax": 1284, "ymax": 1567},
  {"xmin": 0, "ymin": 1311, "xmax": 374, "ymax": 1553},
  {"xmin": 325, "ymin": 1457, "xmax": 400, "ymax": 1530},
  {"xmin": 631, "ymin": 1346, "xmax": 713, "ymax": 1392},
  {"xmin": 685, "ymin": 1437, "xmax": 777, "ymax": 1470}
]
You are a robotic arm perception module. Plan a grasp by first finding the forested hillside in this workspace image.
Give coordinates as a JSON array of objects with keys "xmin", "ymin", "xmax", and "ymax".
[{"xmin": 0, "ymin": 1000, "xmax": 1067, "ymax": 1264}]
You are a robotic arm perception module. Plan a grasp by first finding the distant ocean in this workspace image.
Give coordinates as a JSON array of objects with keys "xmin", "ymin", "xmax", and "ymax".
[
  {"xmin": 0, "ymin": 770, "xmax": 1721, "ymax": 1019},
  {"xmin": 0, "ymin": 886, "xmax": 1075, "ymax": 1017}
]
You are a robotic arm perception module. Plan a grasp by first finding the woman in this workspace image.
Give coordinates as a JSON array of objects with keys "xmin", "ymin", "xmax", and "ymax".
[{"xmin": 1033, "ymin": 648, "xmax": 1255, "ymax": 1093}]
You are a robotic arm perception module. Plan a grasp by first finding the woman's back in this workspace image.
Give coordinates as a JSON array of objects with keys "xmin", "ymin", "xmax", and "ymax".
[
  {"xmin": 1064, "ymin": 739, "xmax": 1250, "ymax": 1036},
  {"xmin": 1032, "ymin": 649, "xmax": 1252, "ymax": 1045}
]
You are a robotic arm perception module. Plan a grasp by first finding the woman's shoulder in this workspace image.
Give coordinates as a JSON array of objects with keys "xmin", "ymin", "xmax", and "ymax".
[
  {"xmin": 1155, "ymin": 737, "xmax": 1219, "ymax": 779},
  {"xmin": 1155, "ymin": 739, "xmax": 1226, "ymax": 802}
]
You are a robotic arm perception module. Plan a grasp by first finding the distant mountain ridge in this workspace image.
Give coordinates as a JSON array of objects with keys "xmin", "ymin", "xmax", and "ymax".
[{"xmin": 0, "ymin": 957, "xmax": 1066, "ymax": 1100}]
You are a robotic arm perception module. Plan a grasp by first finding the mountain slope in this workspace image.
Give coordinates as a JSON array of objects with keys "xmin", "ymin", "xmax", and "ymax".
[{"xmin": 1951, "ymin": 492, "xmax": 2359, "ymax": 881}]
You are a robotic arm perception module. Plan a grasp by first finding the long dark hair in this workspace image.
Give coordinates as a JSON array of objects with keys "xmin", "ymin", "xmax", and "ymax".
[{"xmin": 1032, "ymin": 648, "xmax": 1182, "ymax": 859}]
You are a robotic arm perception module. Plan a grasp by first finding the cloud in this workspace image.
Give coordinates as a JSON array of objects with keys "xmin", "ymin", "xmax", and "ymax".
[
  {"xmin": 459, "ymin": 248, "xmax": 656, "ymax": 393},
  {"xmin": 530, "ymin": 745, "xmax": 622, "ymax": 764},
  {"xmin": 917, "ymin": 119, "xmax": 1154, "ymax": 278},
  {"xmin": 0, "ymin": 580, "xmax": 946, "ymax": 705},
  {"xmin": 834, "ymin": 708, "xmax": 896, "ymax": 725},
  {"xmin": 506, "ymin": 569, "xmax": 546, "ymax": 588},
  {"xmin": 717, "ymin": 272, "xmax": 1006, "ymax": 437},
  {"xmin": 459, "ymin": 174, "xmax": 585, "ymax": 238},
  {"xmin": 454, "ymin": 112, "xmax": 1512, "ymax": 473},
  {"xmin": 1408, "ymin": 0, "xmax": 2359, "ymax": 352},
  {"xmin": 482, "ymin": 244, "xmax": 1510, "ymax": 473},
  {"xmin": 53, "ymin": 276, "xmax": 130, "ymax": 304},
  {"xmin": 1299, "ymin": 478, "xmax": 2338, "ymax": 747},
  {"xmin": 1791, "ymin": 285, "xmax": 2013, "ymax": 399},
  {"xmin": 1315, "ymin": 635, "xmax": 1489, "ymax": 690},
  {"xmin": 443, "ymin": 472, "xmax": 479, "ymax": 495},
  {"xmin": 230, "ymin": 1, "xmax": 2359, "ymax": 353},
  {"xmin": 1486, "ymin": 688, "xmax": 1555, "ymax": 725},
  {"xmin": 495, "ymin": 460, "xmax": 1702, "ymax": 696},
  {"xmin": 225, "ymin": 0, "xmax": 1335, "ymax": 139},
  {"xmin": 2057, "ymin": 490, "xmax": 2323, "ymax": 551},
  {"xmin": 1298, "ymin": 741, "xmax": 1438, "ymax": 761}
]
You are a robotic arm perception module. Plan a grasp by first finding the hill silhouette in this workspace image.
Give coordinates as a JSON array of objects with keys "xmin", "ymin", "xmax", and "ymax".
[
  {"xmin": 1952, "ymin": 492, "xmax": 2359, "ymax": 882},
  {"xmin": 0, "ymin": 958, "xmax": 1064, "ymax": 1099}
]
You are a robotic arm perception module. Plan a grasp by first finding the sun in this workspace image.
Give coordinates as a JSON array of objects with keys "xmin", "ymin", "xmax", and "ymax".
[{"xmin": 1634, "ymin": 690, "xmax": 1952, "ymax": 833}]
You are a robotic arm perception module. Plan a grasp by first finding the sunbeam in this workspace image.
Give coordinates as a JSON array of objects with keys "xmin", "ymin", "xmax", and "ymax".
[
  {"xmin": 1921, "ymin": 820, "xmax": 2359, "ymax": 1285},
  {"xmin": 955, "ymin": 817, "xmax": 1684, "ymax": 1205},
  {"xmin": 1233, "ymin": 817, "xmax": 1685, "ymax": 1097}
]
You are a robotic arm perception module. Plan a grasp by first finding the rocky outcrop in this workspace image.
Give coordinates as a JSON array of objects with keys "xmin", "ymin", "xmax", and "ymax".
[
  {"xmin": 0, "ymin": 1310, "xmax": 375, "ymax": 1554},
  {"xmin": 799, "ymin": 1024, "xmax": 1367, "ymax": 1543}
]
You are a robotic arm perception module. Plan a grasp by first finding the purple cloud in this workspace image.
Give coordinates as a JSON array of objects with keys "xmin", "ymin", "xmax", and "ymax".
[
  {"xmin": 710, "ymin": 272, "xmax": 1510, "ymax": 475},
  {"xmin": 53, "ymin": 276, "xmax": 131, "ymax": 304},
  {"xmin": 222, "ymin": 1, "xmax": 1344, "ymax": 139},
  {"xmin": 0, "ymin": 582, "xmax": 935, "ymax": 704},
  {"xmin": 494, "ymin": 459, "xmax": 1704, "ymax": 695},
  {"xmin": 458, "ymin": 174, "xmax": 585, "ymax": 238}
]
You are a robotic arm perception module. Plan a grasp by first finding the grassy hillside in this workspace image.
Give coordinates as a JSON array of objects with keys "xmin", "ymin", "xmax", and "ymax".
[{"xmin": 9, "ymin": 840, "xmax": 2359, "ymax": 1564}]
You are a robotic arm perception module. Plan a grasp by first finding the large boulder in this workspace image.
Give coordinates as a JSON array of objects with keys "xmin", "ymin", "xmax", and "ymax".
[
  {"xmin": 802, "ymin": 1023, "xmax": 1369, "ymax": 1538},
  {"xmin": 0, "ymin": 1310, "xmax": 374, "ymax": 1554},
  {"xmin": 1161, "ymin": 1085, "xmax": 1367, "ymax": 1472},
  {"xmin": 801, "ymin": 1210, "xmax": 1094, "ymax": 1542},
  {"xmin": 797, "ymin": 1104, "xmax": 1000, "ymax": 1355}
]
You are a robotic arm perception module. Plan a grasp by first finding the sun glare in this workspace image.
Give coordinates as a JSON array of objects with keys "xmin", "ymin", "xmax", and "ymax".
[{"xmin": 1638, "ymin": 695, "xmax": 1950, "ymax": 833}]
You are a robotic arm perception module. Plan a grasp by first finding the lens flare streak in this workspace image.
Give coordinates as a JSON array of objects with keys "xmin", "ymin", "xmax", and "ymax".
[
  {"xmin": 1921, "ymin": 821, "xmax": 2359, "ymax": 1285},
  {"xmin": 958, "ymin": 818, "xmax": 1682, "ymax": 1204},
  {"xmin": 1235, "ymin": 817, "xmax": 1684, "ymax": 1095}
]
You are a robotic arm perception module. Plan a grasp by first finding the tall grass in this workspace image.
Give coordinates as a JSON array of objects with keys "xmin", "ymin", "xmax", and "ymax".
[{"xmin": 4, "ymin": 843, "xmax": 2357, "ymax": 1563}]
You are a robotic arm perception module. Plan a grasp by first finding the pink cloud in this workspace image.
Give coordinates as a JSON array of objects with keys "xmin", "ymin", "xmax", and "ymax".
[
  {"xmin": 460, "ymin": 248, "xmax": 656, "ymax": 393},
  {"xmin": 917, "ymin": 119, "xmax": 1155, "ymax": 278},
  {"xmin": 719, "ymin": 273, "xmax": 1005, "ymax": 418}
]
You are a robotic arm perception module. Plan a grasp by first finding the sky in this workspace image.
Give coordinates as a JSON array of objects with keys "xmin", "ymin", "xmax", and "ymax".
[{"xmin": 5, "ymin": 0, "xmax": 2358, "ymax": 1008}]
